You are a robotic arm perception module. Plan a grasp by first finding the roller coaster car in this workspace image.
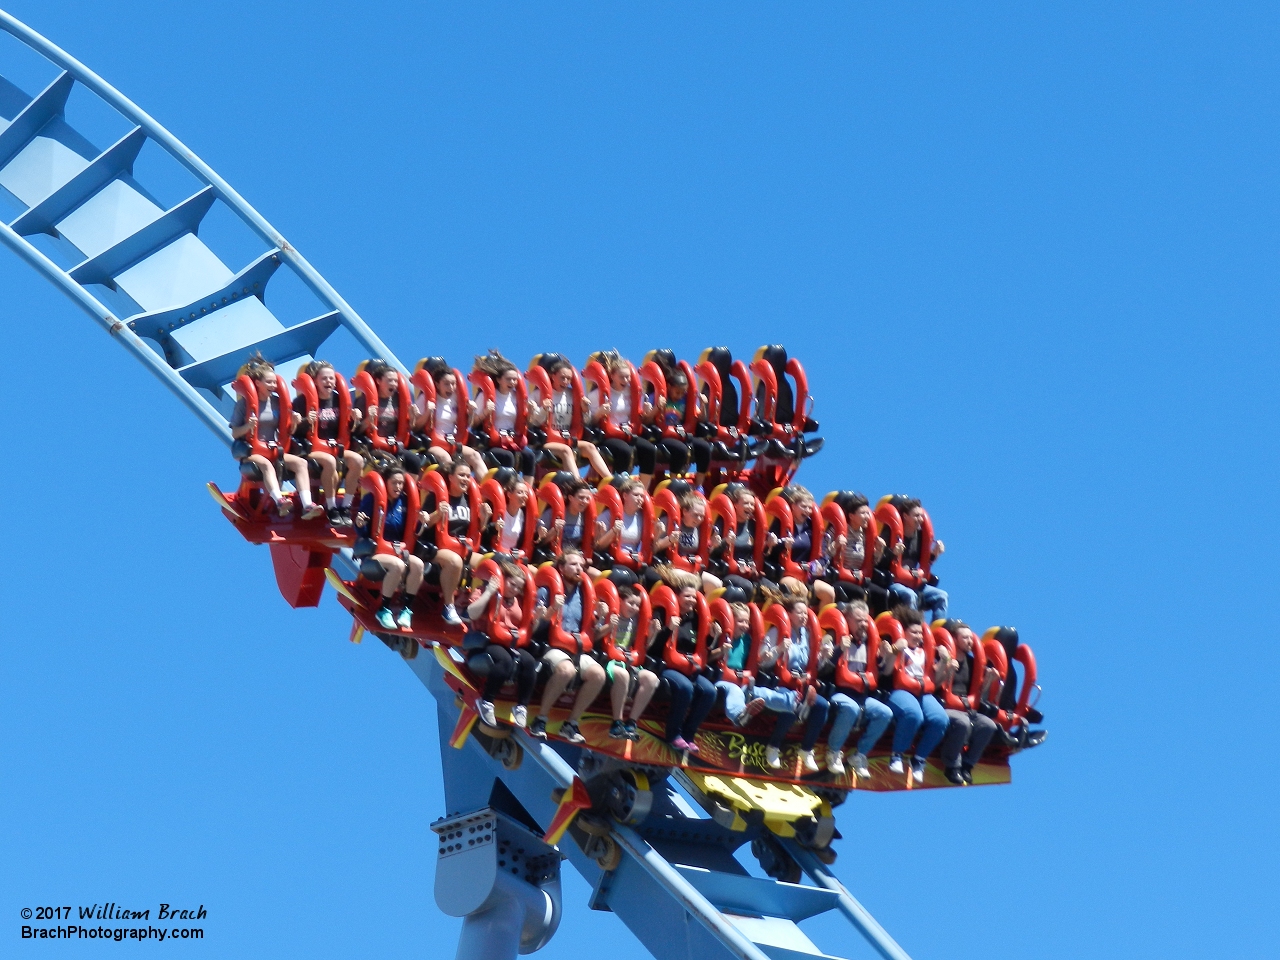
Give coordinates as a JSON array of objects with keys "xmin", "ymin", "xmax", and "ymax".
[
  {"xmin": 410, "ymin": 357, "xmax": 473, "ymax": 455},
  {"xmin": 749, "ymin": 345, "xmax": 823, "ymax": 459},
  {"xmin": 874, "ymin": 495, "xmax": 937, "ymax": 588}
]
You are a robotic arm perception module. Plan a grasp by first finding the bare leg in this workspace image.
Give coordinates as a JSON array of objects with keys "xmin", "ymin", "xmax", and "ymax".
[
  {"xmin": 544, "ymin": 442, "xmax": 579, "ymax": 473},
  {"xmin": 248, "ymin": 454, "xmax": 283, "ymax": 502},
  {"xmin": 282, "ymin": 453, "xmax": 315, "ymax": 505},
  {"xmin": 437, "ymin": 549, "xmax": 464, "ymax": 606},
  {"xmin": 539, "ymin": 660, "xmax": 576, "ymax": 718},
  {"xmin": 310, "ymin": 450, "xmax": 339, "ymax": 503},
  {"xmin": 701, "ymin": 572, "xmax": 723, "ymax": 594},
  {"xmin": 813, "ymin": 580, "xmax": 836, "ymax": 607},
  {"xmin": 341, "ymin": 451, "xmax": 364, "ymax": 504},
  {"xmin": 569, "ymin": 660, "xmax": 607, "ymax": 723},
  {"xmin": 577, "ymin": 441, "xmax": 612, "ymax": 479},
  {"xmin": 629, "ymin": 669, "xmax": 659, "ymax": 721},
  {"xmin": 374, "ymin": 554, "xmax": 406, "ymax": 597},
  {"xmin": 404, "ymin": 554, "xmax": 425, "ymax": 595},
  {"xmin": 610, "ymin": 669, "xmax": 629, "ymax": 720}
]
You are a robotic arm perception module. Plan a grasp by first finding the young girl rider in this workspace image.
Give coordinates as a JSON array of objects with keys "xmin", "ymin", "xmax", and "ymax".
[
  {"xmin": 472, "ymin": 351, "xmax": 536, "ymax": 478},
  {"xmin": 531, "ymin": 357, "xmax": 612, "ymax": 479},
  {"xmin": 653, "ymin": 489, "xmax": 721, "ymax": 593},
  {"xmin": 709, "ymin": 601, "xmax": 766, "ymax": 726},
  {"xmin": 416, "ymin": 457, "xmax": 479, "ymax": 627},
  {"xmin": 653, "ymin": 567, "xmax": 717, "ymax": 753},
  {"xmin": 594, "ymin": 478, "xmax": 648, "ymax": 569},
  {"xmin": 465, "ymin": 559, "xmax": 537, "ymax": 730},
  {"xmin": 230, "ymin": 354, "xmax": 324, "ymax": 520},
  {"xmin": 596, "ymin": 584, "xmax": 660, "ymax": 740},
  {"xmin": 585, "ymin": 349, "xmax": 640, "ymax": 476},
  {"xmin": 412, "ymin": 359, "xmax": 488, "ymax": 477},
  {"xmin": 292, "ymin": 360, "xmax": 363, "ymax": 524},
  {"xmin": 354, "ymin": 464, "xmax": 426, "ymax": 632},
  {"xmin": 642, "ymin": 353, "xmax": 712, "ymax": 490}
]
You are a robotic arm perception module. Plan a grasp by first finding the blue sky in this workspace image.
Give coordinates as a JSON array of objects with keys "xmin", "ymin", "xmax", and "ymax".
[{"xmin": 2, "ymin": 2, "xmax": 1277, "ymax": 958}]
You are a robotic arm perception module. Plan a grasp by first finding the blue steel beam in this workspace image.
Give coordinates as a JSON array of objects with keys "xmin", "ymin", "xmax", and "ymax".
[
  {"xmin": 10, "ymin": 124, "xmax": 146, "ymax": 234},
  {"xmin": 68, "ymin": 186, "xmax": 217, "ymax": 285},
  {"xmin": 0, "ymin": 69, "xmax": 71, "ymax": 167}
]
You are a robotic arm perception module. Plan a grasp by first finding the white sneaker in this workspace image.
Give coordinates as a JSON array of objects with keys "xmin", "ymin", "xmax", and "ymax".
[
  {"xmin": 478, "ymin": 699, "xmax": 497, "ymax": 727},
  {"xmin": 910, "ymin": 757, "xmax": 926, "ymax": 784},
  {"xmin": 850, "ymin": 752, "xmax": 871, "ymax": 778},
  {"xmin": 442, "ymin": 604, "xmax": 463, "ymax": 627},
  {"xmin": 826, "ymin": 751, "xmax": 846, "ymax": 776},
  {"xmin": 510, "ymin": 705, "xmax": 527, "ymax": 729},
  {"xmin": 765, "ymin": 746, "xmax": 782, "ymax": 769},
  {"xmin": 801, "ymin": 750, "xmax": 819, "ymax": 773},
  {"xmin": 888, "ymin": 754, "xmax": 905, "ymax": 774}
]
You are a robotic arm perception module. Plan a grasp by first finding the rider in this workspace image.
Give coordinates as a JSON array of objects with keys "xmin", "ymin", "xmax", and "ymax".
[
  {"xmin": 652, "ymin": 567, "xmax": 717, "ymax": 753},
  {"xmin": 934, "ymin": 619, "xmax": 1000, "ymax": 784},
  {"xmin": 596, "ymin": 584, "xmax": 660, "ymax": 740},
  {"xmin": 472, "ymin": 351, "xmax": 536, "ymax": 478},
  {"xmin": 822, "ymin": 600, "xmax": 893, "ymax": 778},
  {"xmin": 530, "ymin": 356, "xmax": 612, "ymax": 479},
  {"xmin": 416, "ymin": 457, "xmax": 479, "ymax": 627},
  {"xmin": 354, "ymin": 464, "xmax": 425, "ymax": 632},
  {"xmin": 885, "ymin": 605, "xmax": 950, "ymax": 783},
  {"xmin": 291, "ymin": 360, "xmax": 363, "ymax": 524},
  {"xmin": 465, "ymin": 559, "xmax": 537, "ymax": 730},
  {"xmin": 528, "ymin": 550, "xmax": 607, "ymax": 744},
  {"xmin": 884, "ymin": 497, "xmax": 948, "ymax": 623},
  {"xmin": 412, "ymin": 358, "xmax": 487, "ymax": 477}
]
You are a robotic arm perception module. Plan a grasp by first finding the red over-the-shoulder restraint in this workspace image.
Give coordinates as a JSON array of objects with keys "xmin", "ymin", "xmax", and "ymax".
[
  {"xmin": 650, "ymin": 583, "xmax": 708, "ymax": 677},
  {"xmin": 293, "ymin": 365, "xmax": 352, "ymax": 453},
  {"xmin": 419, "ymin": 467, "xmax": 483, "ymax": 555},
  {"xmin": 534, "ymin": 564, "xmax": 595, "ymax": 656}
]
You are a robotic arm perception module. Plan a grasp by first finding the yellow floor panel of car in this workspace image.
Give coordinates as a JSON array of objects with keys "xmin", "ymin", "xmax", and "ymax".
[{"xmin": 686, "ymin": 771, "xmax": 824, "ymax": 835}]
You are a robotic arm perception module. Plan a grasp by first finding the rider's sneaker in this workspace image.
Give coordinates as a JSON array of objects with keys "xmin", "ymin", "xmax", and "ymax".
[
  {"xmin": 609, "ymin": 720, "xmax": 628, "ymax": 739},
  {"xmin": 328, "ymin": 506, "xmax": 350, "ymax": 526},
  {"xmin": 910, "ymin": 757, "xmax": 926, "ymax": 784},
  {"xmin": 442, "ymin": 604, "xmax": 463, "ymax": 627},
  {"xmin": 375, "ymin": 607, "xmax": 396, "ymax": 631},
  {"xmin": 624, "ymin": 720, "xmax": 639, "ymax": 740},
  {"xmin": 850, "ymin": 752, "xmax": 871, "ymax": 778},
  {"xmin": 395, "ymin": 606, "xmax": 413, "ymax": 631},
  {"xmin": 765, "ymin": 746, "xmax": 782, "ymax": 769},
  {"xmin": 529, "ymin": 716, "xmax": 548, "ymax": 740},
  {"xmin": 888, "ymin": 754, "xmax": 905, "ymax": 775},
  {"xmin": 801, "ymin": 750, "xmax": 819, "ymax": 773},
  {"xmin": 478, "ymin": 700, "xmax": 497, "ymax": 727},
  {"xmin": 826, "ymin": 751, "xmax": 846, "ymax": 776},
  {"xmin": 301, "ymin": 503, "xmax": 325, "ymax": 521},
  {"xmin": 559, "ymin": 720, "xmax": 585, "ymax": 744},
  {"xmin": 510, "ymin": 705, "xmax": 528, "ymax": 729}
]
